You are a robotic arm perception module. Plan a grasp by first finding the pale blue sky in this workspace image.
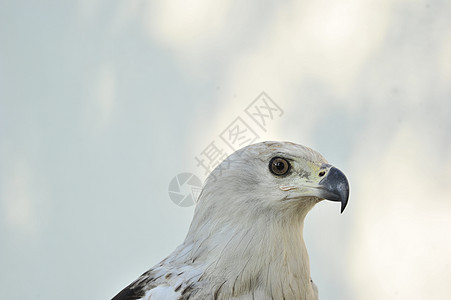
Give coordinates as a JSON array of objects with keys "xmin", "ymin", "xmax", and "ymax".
[{"xmin": 1, "ymin": 1, "xmax": 451, "ymax": 299}]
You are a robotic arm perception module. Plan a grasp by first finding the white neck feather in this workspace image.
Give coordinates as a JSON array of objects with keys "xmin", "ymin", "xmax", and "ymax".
[{"xmin": 179, "ymin": 193, "xmax": 317, "ymax": 299}]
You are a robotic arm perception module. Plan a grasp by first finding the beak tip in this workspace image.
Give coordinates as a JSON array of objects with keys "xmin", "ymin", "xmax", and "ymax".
[
  {"xmin": 340, "ymin": 200, "xmax": 348, "ymax": 214},
  {"xmin": 340, "ymin": 188, "xmax": 349, "ymax": 214},
  {"xmin": 340, "ymin": 188, "xmax": 349, "ymax": 213}
]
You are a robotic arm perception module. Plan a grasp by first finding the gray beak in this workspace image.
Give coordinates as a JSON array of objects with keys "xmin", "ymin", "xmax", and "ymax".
[{"xmin": 318, "ymin": 167, "xmax": 350, "ymax": 213}]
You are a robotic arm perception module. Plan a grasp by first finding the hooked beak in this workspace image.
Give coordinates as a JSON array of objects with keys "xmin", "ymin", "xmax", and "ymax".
[{"xmin": 318, "ymin": 167, "xmax": 350, "ymax": 213}]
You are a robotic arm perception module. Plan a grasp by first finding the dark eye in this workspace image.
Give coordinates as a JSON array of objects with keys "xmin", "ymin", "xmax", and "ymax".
[{"xmin": 269, "ymin": 157, "xmax": 290, "ymax": 176}]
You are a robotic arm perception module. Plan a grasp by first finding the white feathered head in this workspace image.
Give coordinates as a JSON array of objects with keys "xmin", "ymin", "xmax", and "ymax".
[{"xmin": 189, "ymin": 141, "xmax": 349, "ymax": 235}]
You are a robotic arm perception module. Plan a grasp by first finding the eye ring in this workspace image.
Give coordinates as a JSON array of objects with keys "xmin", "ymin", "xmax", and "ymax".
[{"xmin": 269, "ymin": 157, "xmax": 290, "ymax": 176}]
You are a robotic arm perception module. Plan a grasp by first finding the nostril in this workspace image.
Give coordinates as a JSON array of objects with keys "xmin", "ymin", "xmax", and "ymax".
[{"xmin": 319, "ymin": 171, "xmax": 326, "ymax": 177}]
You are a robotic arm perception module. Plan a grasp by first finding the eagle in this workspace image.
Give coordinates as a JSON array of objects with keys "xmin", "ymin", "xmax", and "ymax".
[{"xmin": 112, "ymin": 141, "xmax": 349, "ymax": 300}]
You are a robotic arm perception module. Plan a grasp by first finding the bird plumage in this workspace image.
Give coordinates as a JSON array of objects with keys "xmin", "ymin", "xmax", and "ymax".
[{"xmin": 112, "ymin": 141, "xmax": 349, "ymax": 300}]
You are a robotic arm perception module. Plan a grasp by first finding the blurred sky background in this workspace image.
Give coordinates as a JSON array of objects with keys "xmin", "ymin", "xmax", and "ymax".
[{"xmin": 1, "ymin": 0, "xmax": 451, "ymax": 299}]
